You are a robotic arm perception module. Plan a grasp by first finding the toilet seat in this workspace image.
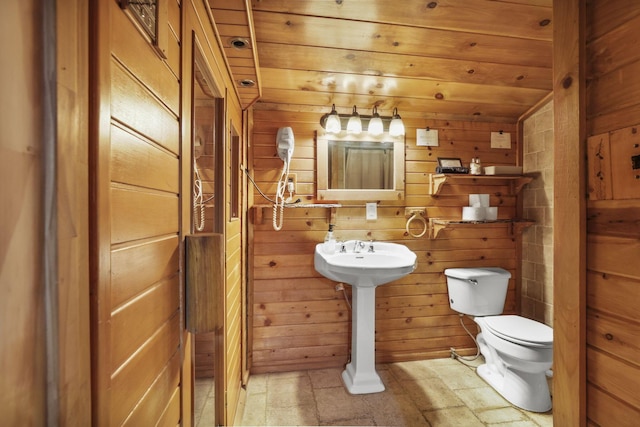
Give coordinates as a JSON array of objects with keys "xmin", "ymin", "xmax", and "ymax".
[{"xmin": 482, "ymin": 315, "xmax": 553, "ymax": 348}]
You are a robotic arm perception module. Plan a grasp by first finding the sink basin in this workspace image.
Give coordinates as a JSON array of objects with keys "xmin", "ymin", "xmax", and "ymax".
[
  {"xmin": 314, "ymin": 240, "xmax": 417, "ymax": 287},
  {"xmin": 314, "ymin": 240, "xmax": 417, "ymax": 394}
]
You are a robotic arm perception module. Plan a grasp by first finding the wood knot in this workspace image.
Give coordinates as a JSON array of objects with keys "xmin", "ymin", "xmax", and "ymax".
[
  {"xmin": 435, "ymin": 92, "xmax": 444, "ymax": 100},
  {"xmin": 605, "ymin": 333, "xmax": 614, "ymax": 341},
  {"xmin": 427, "ymin": 2, "xmax": 438, "ymax": 9},
  {"xmin": 539, "ymin": 19, "xmax": 551, "ymax": 27},
  {"xmin": 269, "ymin": 260, "xmax": 277, "ymax": 267},
  {"xmin": 264, "ymin": 318, "xmax": 272, "ymax": 326},
  {"xmin": 562, "ymin": 76, "xmax": 573, "ymax": 89}
]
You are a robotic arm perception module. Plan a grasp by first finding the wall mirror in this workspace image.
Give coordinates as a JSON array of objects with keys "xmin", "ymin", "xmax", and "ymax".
[{"xmin": 316, "ymin": 131, "xmax": 405, "ymax": 200}]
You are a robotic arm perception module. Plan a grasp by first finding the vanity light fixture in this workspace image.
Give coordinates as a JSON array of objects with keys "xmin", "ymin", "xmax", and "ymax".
[
  {"xmin": 319, "ymin": 104, "xmax": 405, "ymax": 136},
  {"xmin": 346, "ymin": 105, "xmax": 362, "ymax": 134}
]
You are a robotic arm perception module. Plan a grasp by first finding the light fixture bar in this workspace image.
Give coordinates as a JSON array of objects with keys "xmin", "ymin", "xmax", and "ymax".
[{"xmin": 319, "ymin": 105, "xmax": 405, "ymax": 136}]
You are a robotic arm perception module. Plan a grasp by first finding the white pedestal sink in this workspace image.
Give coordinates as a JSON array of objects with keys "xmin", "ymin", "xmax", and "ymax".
[{"xmin": 314, "ymin": 240, "xmax": 417, "ymax": 394}]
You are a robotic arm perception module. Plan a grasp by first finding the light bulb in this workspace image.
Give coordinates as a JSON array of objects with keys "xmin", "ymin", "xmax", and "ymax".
[
  {"xmin": 367, "ymin": 107, "xmax": 383, "ymax": 136},
  {"xmin": 346, "ymin": 105, "xmax": 362, "ymax": 134},
  {"xmin": 389, "ymin": 108, "xmax": 405, "ymax": 137},
  {"xmin": 325, "ymin": 113, "xmax": 341, "ymax": 133},
  {"xmin": 323, "ymin": 104, "xmax": 341, "ymax": 134}
]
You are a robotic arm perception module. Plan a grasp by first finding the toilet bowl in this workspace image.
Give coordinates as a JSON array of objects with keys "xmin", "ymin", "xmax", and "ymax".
[
  {"xmin": 475, "ymin": 315, "xmax": 553, "ymax": 412},
  {"xmin": 444, "ymin": 267, "xmax": 553, "ymax": 413}
]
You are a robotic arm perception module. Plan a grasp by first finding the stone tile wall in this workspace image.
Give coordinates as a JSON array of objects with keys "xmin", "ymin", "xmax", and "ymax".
[{"xmin": 521, "ymin": 100, "xmax": 554, "ymax": 326}]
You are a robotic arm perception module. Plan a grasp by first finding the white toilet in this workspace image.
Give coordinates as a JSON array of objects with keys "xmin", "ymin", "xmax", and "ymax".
[{"xmin": 444, "ymin": 267, "xmax": 553, "ymax": 413}]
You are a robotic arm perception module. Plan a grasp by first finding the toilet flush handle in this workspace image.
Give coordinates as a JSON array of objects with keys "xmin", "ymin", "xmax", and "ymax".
[{"xmin": 468, "ymin": 279, "xmax": 478, "ymax": 286}]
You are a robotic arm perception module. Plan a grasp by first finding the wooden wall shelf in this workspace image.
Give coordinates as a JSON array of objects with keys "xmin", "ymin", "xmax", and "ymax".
[
  {"xmin": 428, "ymin": 174, "xmax": 533, "ymax": 196},
  {"xmin": 252, "ymin": 203, "xmax": 341, "ymax": 224},
  {"xmin": 428, "ymin": 218, "xmax": 535, "ymax": 239}
]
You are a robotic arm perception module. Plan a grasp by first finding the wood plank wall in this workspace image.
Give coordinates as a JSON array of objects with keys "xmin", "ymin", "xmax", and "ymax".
[
  {"xmin": 0, "ymin": 1, "xmax": 46, "ymax": 424},
  {"xmin": 249, "ymin": 110, "xmax": 523, "ymax": 373},
  {"xmin": 57, "ymin": 0, "xmax": 92, "ymax": 424},
  {"xmin": 91, "ymin": 1, "xmax": 183, "ymax": 425},
  {"xmin": 584, "ymin": 1, "xmax": 640, "ymax": 424}
]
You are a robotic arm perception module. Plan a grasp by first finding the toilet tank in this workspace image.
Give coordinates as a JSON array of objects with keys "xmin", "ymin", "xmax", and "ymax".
[{"xmin": 444, "ymin": 267, "xmax": 511, "ymax": 316}]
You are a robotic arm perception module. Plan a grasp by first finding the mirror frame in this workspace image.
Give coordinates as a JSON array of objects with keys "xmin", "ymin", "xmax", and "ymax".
[{"xmin": 316, "ymin": 130, "xmax": 405, "ymax": 201}]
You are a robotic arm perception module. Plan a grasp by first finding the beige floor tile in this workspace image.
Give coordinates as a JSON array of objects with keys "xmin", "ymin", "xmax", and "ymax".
[
  {"xmin": 318, "ymin": 416, "xmax": 376, "ymax": 426},
  {"xmin": 403, "ymin": 377, "xmax": 464, "ymax": 411},
  {"xmin": 266, "ymin": 404, "xmax": 319, "ymax": 426},
  {"xmin": 246, "ymin": 373, "xmax": 268, "ymax": 395},
  {"xmin": 314, "ymin": 386, "xmax": 370, "ymax": 424},
  {"xmin": 432, "ymin": 364, "xmax": 487, "ymax": 390},
  {"xmin": 475, "ymin": 406, "xmax": 529, "ymax": 424},
  {"xmin": 364, "ymin": 392, "xmax": 428, "ymax": 427},
  {"xmin": 389, "ymin": 360, "xmax": 440, "ymax": 381},
  {"xmin": 232, "ymin": 359, "xmax": 554, "ymax": 427},
  {"xmin": 377, "ymin": 367, "xmax": 406, "ymax": 395},
  {"xmin": 308, "ymin": 367, "xmax": 344, "ymax": 389},
  {"xmin": 238, "ymin": 392, "xmax": 267, "ymax": 426},
  {"xmin": 524, "ymin": 409, "xmax": 553, "ymax": 427},
  {"xmin": 266, "ymin": 374, "xmax": 316, "ymax": 408},
  {"xmin": 454, "ymin": 386, "xmax": 511, "ymax": 411},
  {"xmin": 423, "ymin": 406, "xmax": 484, "ymax": 427}
]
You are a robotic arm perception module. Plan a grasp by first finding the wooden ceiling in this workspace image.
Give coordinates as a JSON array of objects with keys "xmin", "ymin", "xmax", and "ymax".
[{"xmin": 211, "ymin": 0, "xmax": 553, "ymax": 123}]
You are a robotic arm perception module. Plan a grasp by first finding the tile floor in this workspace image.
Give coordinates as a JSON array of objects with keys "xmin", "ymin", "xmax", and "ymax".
[
  {"xmin": 194, "ymin": 377, "xmax": 216, "ymax": 427},
  {"xmin": 198, "ymin": 357, "xmax": 553, "ymax": 426}
]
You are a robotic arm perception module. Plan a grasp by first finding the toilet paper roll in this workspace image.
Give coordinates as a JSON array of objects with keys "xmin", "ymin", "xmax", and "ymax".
[
  {"xmin": 462, "ymin": 206, "xmax": 486, "ymax": 221},
  {"xmin": 469, "ymin": 194, "xmax": 490, "ymax": 207},
  {"xmin": 485, "ymin": 207, "xmax": 498, "ymax": 220}
]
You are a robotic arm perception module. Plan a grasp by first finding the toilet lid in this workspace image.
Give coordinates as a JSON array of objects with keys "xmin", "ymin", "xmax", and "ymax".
[{"xmin": 483, "ymin": 315, "xmax": 553, "ymax": 347}]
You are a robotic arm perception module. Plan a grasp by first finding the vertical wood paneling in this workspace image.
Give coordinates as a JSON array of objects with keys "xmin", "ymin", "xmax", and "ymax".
[
  {"xmin": 553, "ymin": 1, "xmax": 587, "ymax": 425},
  {"xmin": 586, "ymin": 0, "xmax": 640, "ymax": 423},
  {"xmin": 249, "ymin": 110, "xmax": 523, "ymax": 373},
  {"xmin": 57, "ymin": 0, "xmax": 92, "ymax": 424}
]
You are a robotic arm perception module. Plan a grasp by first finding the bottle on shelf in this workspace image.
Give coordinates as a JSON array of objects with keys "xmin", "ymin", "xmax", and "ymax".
[
  {"xmin": 323, "ymin": 224, "xmax": 336, "ymax": 254},
  {"xmin": 470, "ymin": 157, "xmax": 482, "ymax": 175}
]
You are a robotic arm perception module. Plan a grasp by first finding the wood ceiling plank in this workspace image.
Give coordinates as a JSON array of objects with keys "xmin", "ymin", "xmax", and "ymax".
[
  {"xmin": 228, "ymin": 57, "xmax": 256, "ymax": 67},
  {"xmin": 256, "ymin": 42, "xmax": 552, "ymax": 90},
  {"xmin": 209, "ymin": 8, "xmax": 249, "ymax": 26},
  {"xmin": 216, "ymin": 23, "xmax": 251, "ymax": 38},
  {"xmin": 259, "ymin": 67, "xmax": 549, "ymax": 107},
  {"xmin": 259, "ymin": 87, "xmax": 526, "ymax": 121},
  {"xmin": 210, "ymin": 0, "xmax": 245, "ymax": 11},
  {"xmin": 252, "ymin": 11, "xmax": 552, "ymax": 68},
  {"xmin": 251, "ymin": 0, "xmax": 552, "ymax": 41}
]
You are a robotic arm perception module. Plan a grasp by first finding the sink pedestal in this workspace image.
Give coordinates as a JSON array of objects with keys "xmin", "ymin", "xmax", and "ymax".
[{"xmin": 342, "ymin": 284, "xmax": 385, "ymax": 394}]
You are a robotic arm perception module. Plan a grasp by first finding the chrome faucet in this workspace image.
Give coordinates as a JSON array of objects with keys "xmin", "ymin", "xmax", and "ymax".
[
  {"xmin": 368, "ymin": 240, "xmax": 375, "ymax": 252},
  {"xmin": 353, "ymin": 240, "xmax": 366, "ymax": 253}
]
